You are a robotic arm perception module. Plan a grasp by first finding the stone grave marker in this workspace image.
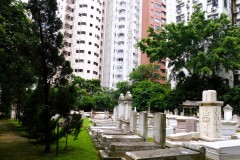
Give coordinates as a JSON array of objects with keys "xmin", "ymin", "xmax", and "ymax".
[
  {"xmin": 199, "ymin": 90, "xmax": 223, "ymax": 139},
  {"xmin": 138, "ymin": 111, "xmax": 148, "ymax": 140}
]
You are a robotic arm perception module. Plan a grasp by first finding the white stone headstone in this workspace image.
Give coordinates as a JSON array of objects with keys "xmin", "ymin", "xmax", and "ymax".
[
  {"xmin": 138, "ymin": 111, "xmax": 148, "ymax": 140},
  {"xmin": 199, "ymin": 90, "xmax": 223, "ymax": 139},
  {"xmin": 207, "ymin": 90, "xmax": 217, "ymax": 102},
  {"xmin": 223, "ymin": 104, "xmax": 233, "ymax": 121},
  {"xmin": 233, "ymin": 114, "xmax": 238, "ymax": 122},
  {"xmin": 130, "ymin": 111, "xmax": 137, "ymax": 132},
  {"xmin": 174, "ymin": 108, "xmax": 178, "ymax": 115}
]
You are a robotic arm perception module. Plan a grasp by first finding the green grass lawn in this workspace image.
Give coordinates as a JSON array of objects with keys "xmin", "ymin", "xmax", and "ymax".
[{"xmin": 0, "ymin": 118, "xmax": 99, "ymax": 160}]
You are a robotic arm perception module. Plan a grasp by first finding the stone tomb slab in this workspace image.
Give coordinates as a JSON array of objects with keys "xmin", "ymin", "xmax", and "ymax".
[
  {"xmin": 101, "ymin": 135, "xmax": 144, "ymax": 143},
  {"xmin": 167, "ymin": 132, "xmax": 199, "ymax": 141},
  {"xmin": 90, "ymin": 126, "xmax": 119, "ymax": 131},
  {"xmin": 109, "ymin": 142, "xmax": 161, "ymax": 151},
  {"xmin": 200, "ymin": 139, "xmax": 240, "ymax": 160},
  {"xmin": 90, "ymin": 127, "xmax": 122, "ymax": 138},
  {"xmin": 184, "ymin": 139, "xmax": 240, "ymax": 160},
  {"xmin": 105, "ymin": 142, "xmax": 161, "ymax": 158},
  {"xmin": 98, "ymin": 130, "xmax": 132, "ymax": 140},
  {"xmin": 125, "ymin": 148, "xmax": 201, "ymax": 160}
]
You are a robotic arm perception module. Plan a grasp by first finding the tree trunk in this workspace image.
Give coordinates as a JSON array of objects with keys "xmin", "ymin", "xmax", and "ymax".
[{"xmin": 65, "ymin": 133, "xmax": 68, "ymax": 150}]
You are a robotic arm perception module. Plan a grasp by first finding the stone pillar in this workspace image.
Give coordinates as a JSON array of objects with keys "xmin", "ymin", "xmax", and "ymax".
[
  {"xmin": 138, "ymin": 111, "xmax": 148, "ymax": 140},
  {"xmin": 148, "ymin": 107, "xmax": 151, "ymax": 114},
  {"xmin": 174, "ymin": 108, "xmax": 178, "ymax": 115},
  {"xmin": 117, "ymin": 93, "xmax": 125, "ymax": 120},
  {"xmin": 124, "ymin": 91, "xmax": 132, "ymax": 121},
  {"xmin": 130, "ymin": 111, "xmax": 137, "ymax": 133},
  {"xmin": 153, "ymin": 113, "xmax": 166, "ymax": 148},
  {"xmin": 117, "ymin": 93, "xmax": 125, "ymax": 129},
  {"xmin": 112, "ymin": 107, "xmax": 117, "ymax": 122},
  {"xmin": 199, "ymin": 90, "xmax": 223, "ymax": 139},
  {"xmin": 223, "ymin": 104, "xmax": 233, "ymax": 121},
  {"xmin": 90, "ymin": 109, "xmax": 94, "ymax": 118}
]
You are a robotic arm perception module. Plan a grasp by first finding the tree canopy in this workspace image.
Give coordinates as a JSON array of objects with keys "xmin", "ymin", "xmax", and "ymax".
[
  {"xmin": 138, "ymin": 7, "xmax": 240, "ymax": 77},
  {"xmin": 129, "ymin": 64, "xmax": 160, "ymax": 83}
]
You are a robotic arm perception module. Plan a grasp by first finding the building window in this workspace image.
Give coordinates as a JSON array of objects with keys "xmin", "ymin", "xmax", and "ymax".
[
  {"xmin": 88, "ymin": 60, "xmax": 91, "ymax": 64},
  {"xmin": 176, "ymin": 15, "xmax": 181, "ymax": 22},
  {"xmin": 88, "ymin": 51, "xmax": 91, "ymax": 54},
  {"xmin": 90, "ymin": 15, "xmax": 93, "ymax": 18},
  {"xmin": 80, "ymin": 40, "xmax": 85, "ymax": 44},
  {"xmin": 90, "ymin": 23, "xmax": 93, "ymax": 27},
  {"xmin": 82, "ymin": 13, "xmax": 87, "ymax": 16},
  {"xmin": 89, "ymin": 33, "xmax": 92, "ymax": 36},
  {"xmin": 87, "ymin": 70, "xmax": 90, "ymax": 73},
  {"xmin": 91, "ymin": 6, "xmax": 94, "ymax": 9},
  {"xmin": 119, "ymin": 25, "xmax": 125, "ymax": 29},
  {"xmin": 80, "ymin": 31, "xmax": 86, "ymax": 34},
  {"xmin": 89, "ymin": 42, "xmax": 92, "ymax": 45},
  {"xmin": 224, "ymin": 0, "xmax": 227, "ymax": 8},
  {"xmin": 155, "ymin": 18, "xmax": 161, "ymax": 23},
  {"xmin": 155, "ymin": 3, "xmax": 161, "ymax": 9},
  {"xmin": 212, "ymin": 0, "xmax": 218, "ymax": 6},
  {"xmin": 176, "ymin": 5, "xmax": 181, "ymax": 12},
  {"xmin": 76, "ymin": 50, "xmax": 84, "ymax": 53}
]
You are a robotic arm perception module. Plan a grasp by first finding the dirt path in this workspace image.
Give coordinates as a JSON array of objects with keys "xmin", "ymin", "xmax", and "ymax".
[{"xmin": 0, "ymin": 120, "xmax": 42, "ymax": 160}]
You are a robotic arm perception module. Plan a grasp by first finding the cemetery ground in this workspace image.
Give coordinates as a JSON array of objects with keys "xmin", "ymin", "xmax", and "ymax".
[{"xmin": 0, "ymin": 118, "xmax": 99, "ymax": 160}]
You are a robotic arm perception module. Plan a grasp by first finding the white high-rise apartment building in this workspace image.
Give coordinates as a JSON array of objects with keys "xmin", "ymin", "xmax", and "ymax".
[
  {"xmin": 167, "ymin": 0, "xmax": 231, "ymax": 24},
  {"xmin": 233, "ymin": 0, "xmax": 240, "ymax": 24},
  {"xmin": 166, "ymin": 0, "xmax": 234, "ymax": 88},
  {"xmin": 101, "ymin": 0, "xmax": 142, "ymax": 88},
  {"xmin": 57, "ymin": 0, "xmax": 104, "ymax": 80}
]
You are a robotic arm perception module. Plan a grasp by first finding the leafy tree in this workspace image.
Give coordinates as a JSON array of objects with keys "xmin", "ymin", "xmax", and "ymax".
[
  {"xmin": 60, "ymin": 113, "xmax": 83, "ymax": 149},
  {"xmin": 138, "ymin": 7, "xmax": 240, "ymax": 77},
  {"xmin": 0, "ymin": 0, "xmax": 37, "ymax": 119},
  {"xmin": 220, "ymin": 86, "xmax": 240, "ymax": 115},
  {"xmin": 129, "ymin": 64, "xmax": 160, "ymax": 83},
  {"xmin": 132, "ymin": 80, "xmax": 167, "ymax": 111},
  {"xmin": 28, "ymin": 0, "xmax": 72, "ymax": 152},
  {"xmin": 113, "ymin": 81, "xmax": 133, "ymax": 99},
  {"xmin": 72, "ymin": 76, "xmax": 101, "ymax": 95},
  {"xmin": 92, "ymin": 88, "xmax": 117, "ymax": 111}
]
